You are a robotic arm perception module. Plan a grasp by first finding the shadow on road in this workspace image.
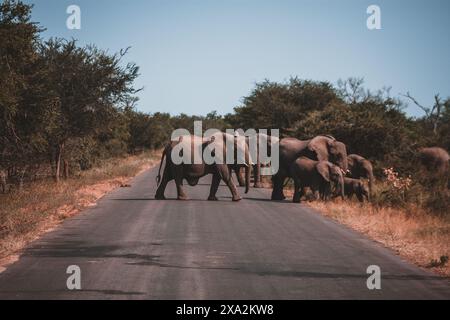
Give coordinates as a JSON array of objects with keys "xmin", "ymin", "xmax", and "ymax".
[
  {"xmin": 110, "ymin": 198, "xmax": 210, "ymax": 202},
  {"xmin": 20, "ymin": 240, "xmax": 446, "ymax": 282},
  {"xmin": 0, "ymin": 288, "xmax": 145, "ymax": 296}
]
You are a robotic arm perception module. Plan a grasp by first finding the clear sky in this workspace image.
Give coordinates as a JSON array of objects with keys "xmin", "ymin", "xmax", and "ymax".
[{"xmin": 25, "ymin": 0, "xmax": 450, "ymax": 117}]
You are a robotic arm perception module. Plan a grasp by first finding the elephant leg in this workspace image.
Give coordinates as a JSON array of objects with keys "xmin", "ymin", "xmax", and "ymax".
[
  {"xmin": 253, "ymin": 162, "xmax": 262, "ymax": 188},
  {"xmin": 323, "ymin": 183, "xmax": 332, "ymax": 201},
  {"xmin": 208, "ymin": 173, "xmax": 221, "ymax": 201},
  {"xmin": 155, "ymin": 167, "xmax": 172, "ymax": 200},
  {"xmin": 292, "ymin": 179, "xmax": 301, "ymax": 203},
  {"xmin": 174, "ymin": 167, "xmax": 187, "ymax": 200},
  {"xmin": 271, "ymin": 172, "xmax": 286, "ymax": 200},
  {"xmin": 235, "ymin": 166, "xmax": 246, "ymax": 187},
  {"xmin": 348, "ymin": 191, "xmax": 354, "ymax": 201},
  {"xmin": 319, "ymin": 184, "xmax": 326, "ymax": 200},
  {"xmin": 312, "ymin": 188, "xmax": 320, "ymax": 201},
  {"xmin": 220, "ymin": 166, "xmax": 241, "ymax": 201},
  {"xmin": 356, "ymin": 192, "xmax": 364, "ymax": 202},
  {"xmin": 356, "ymin": 187, "xmax": 365, "ymax": 202}
]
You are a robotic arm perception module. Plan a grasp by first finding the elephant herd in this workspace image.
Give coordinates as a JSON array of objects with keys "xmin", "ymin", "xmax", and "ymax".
[
  {"xmin": 154, "ymin": 133, "xmax": 378, "ymax": 203},
  {"xmin": 270, "ymin": 135, "xmax": 373, "ymax": 203},
  {"xmin": 0, "ymin": 136, "xmax": 446, "ymax": 199}
]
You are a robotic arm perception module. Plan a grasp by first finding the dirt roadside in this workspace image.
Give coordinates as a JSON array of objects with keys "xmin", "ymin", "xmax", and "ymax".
[{"xmin": 0, "ymin": 152, "xmax": 160, "ymax": 272}]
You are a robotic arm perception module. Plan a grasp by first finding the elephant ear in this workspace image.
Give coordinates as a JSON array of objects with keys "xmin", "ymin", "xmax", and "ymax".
[
  {"xmin": 308, "ymin": 136, "xmax": 329, "ymax": 162},
  {"xmin": 316, "ymin": 161, "xmax": 331, "ymax": 182}
]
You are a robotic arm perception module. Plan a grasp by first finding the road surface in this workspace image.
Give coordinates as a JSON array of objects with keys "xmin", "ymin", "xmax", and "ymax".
[{"xmin": 0, "ymin": 168, "xmax": 449, "ymax": 300}]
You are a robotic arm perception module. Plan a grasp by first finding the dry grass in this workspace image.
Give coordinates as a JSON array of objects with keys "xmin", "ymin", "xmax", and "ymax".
[
  {"xmin": 0, "ymin": 151, "xmax": 160, "ymax": 262},
  {"xmin": 304, "ymin": 197, "xmax": 450, "ymax": 277}
]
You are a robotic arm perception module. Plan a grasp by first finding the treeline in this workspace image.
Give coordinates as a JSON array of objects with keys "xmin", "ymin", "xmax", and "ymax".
[
  {"xmin": 130, "ymin": 76, "xmax": 450, "ymax": 179},
  {"xmin": 0, "ymin": 1, "xmax": 236, "ymax": 186},
  {"xmin": 1, "ymin": 1, "xmax": 137, "ymax": 182},
  {"xmin": 2, "ymin": 1, "xmax": 449, "ymax": 189},
  {"xmin": 0, "ymin": 1, "xmax": 149, "ymax": 184},
  {"xmin": 227, "ymin": 77, "xmax": 450, "ymax": 176}
]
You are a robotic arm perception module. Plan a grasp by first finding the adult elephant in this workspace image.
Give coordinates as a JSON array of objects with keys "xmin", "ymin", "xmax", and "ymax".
[
  {"xmin": 155, "ymin": 132, "xmax": 251, "ymax": 201},
  {"xmin": 347, "ymin": 154, "xmax": 375, "ymax": 195},
  {"xmin": 418, "ymin": 147, "xmax": 450, "ymax": 175},
  {"xmin": 233, "ymin": 133, "xmax": 279, "ymax": 188},
  {"xmin": 271, "ymin": 135, "xmax": 348, "ymax": 200},
  {"xmin": 289, "ymin": 157, "xmax": 345, "ymax": 203}
]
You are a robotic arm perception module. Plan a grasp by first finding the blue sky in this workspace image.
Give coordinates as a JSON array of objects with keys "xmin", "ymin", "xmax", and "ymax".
[{"xmin": 25, "ymin": 0, "xmax": 450, "ymax": 117}]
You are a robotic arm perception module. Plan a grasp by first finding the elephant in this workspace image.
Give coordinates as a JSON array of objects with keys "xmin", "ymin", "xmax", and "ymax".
[
  {"xmin": 232, "ymin": 133, "xmax": 279, "ymax": 188},
  {"xmin": 271, "ymin": 135, "xmax": 348, "ymax": 200},
  {"xmin": 155, "ymin": 132, "xmax": 251, "ymax": 201},
  {"xmin": 252, "ymin": 133, "xmax": 279, "ymax": 188},
  {"xmin": 289, "ymin": 157, "xmax": 345, "ymax": 203},
  {"xmin": 341, "ymin": 177, "xmax": 370, "ymax": 202},
  {"xmin": 347, "ymin": 154, "xmax": 375, "ymax": 195},
  {"xmin": 418, "ymin": 147, "xmax": 449, "ymax": 175}
]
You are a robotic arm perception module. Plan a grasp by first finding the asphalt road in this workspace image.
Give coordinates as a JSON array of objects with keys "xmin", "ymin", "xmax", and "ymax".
[{"xmin": 0, "ymin": 167, "xmax": 449, "ymax": 300}]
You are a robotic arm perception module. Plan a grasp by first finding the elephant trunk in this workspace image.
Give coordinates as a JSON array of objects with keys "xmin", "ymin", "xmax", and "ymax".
[
  {"xmin": 338, "ymin": 175, "xmax": 345, "ymax": 200},
  {"xmin": 341, "ymin": 157, "xmax": 349, "ymax": 175},
  {"xmin": 156, "ymin": 146, "xmax": 167, "ymax": 186},
  {"xmin": 368, "ymin": 172, "xmax": 375, "ymax": 197}
]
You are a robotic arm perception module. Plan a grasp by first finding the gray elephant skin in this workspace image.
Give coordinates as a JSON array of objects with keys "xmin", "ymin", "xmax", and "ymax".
[
  {"xmin": 347, "ymin": 154, "xmax": 375, "ymax": 195},
  {"xmin": 418, "ymin": 147, "xmax": 449, "ymax": 175},
  {"xmin": 233, "ymin": 133, "xmax": 279, "ymax": 189},
  {"xmin": 155, "ymin": 133, "xmax": 251, "ymax": 201},
  {"xmin": 342, "ymin": 177, "xmax": 370, "ymax": 202},
  {"xmin": 289, "ymin": 157, "xmax": 345, "ymax": 203},
  {"xmin": 271, "ymin": 135, "xmax": 348, "ymax": 200}
]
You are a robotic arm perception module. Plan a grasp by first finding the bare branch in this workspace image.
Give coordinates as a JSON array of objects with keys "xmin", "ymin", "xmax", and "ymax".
[{"xmin": 401, "ymin": 92, "xmax": 430, "ymax": 116}]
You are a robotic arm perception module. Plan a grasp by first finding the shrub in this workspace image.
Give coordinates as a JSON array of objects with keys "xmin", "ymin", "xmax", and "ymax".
[{"xmin": 372, "ymin": 168, "xmax": 413, "ymax": 207}]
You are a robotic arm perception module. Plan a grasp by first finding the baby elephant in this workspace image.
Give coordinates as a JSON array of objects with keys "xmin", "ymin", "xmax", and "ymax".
[
  {"xmin": 289, "ymin": 157, "xmax": 345, "ymax": 203},
  {"xmin": 342, "ymin": 177, "xmax": 370, "ymax": 202}
]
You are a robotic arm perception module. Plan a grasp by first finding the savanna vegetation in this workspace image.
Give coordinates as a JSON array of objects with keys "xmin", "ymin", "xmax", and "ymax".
[{"xmin": 1, "ymin": 1, "xmax": 449, "ymax": 272}]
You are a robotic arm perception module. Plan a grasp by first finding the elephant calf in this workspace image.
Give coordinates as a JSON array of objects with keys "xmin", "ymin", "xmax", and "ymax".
[
  {"xmin": 347, "ymin": 154, "xmax": 374, "ymax": 195},
  {"xmin": 289, "ymin": 157, "xmax": 345, "ymax": 203},
  {"xmin": 341, "ymin": 178, "xmax": 370, "ymax": 202}
]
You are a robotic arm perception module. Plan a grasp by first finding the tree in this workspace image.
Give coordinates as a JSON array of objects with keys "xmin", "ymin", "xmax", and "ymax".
[
  {"xmin": 231, "ymin": 77, "xmax": 342, "ymax": 135},
  {"xmin": 0, "ymin": 0, "xmax": 43, "ymax": 171},
  {"xmin": 403, "ymin": 92, "xmax": 450, "ymax": 137},
  {"xmin": 37, "ymin": 39, "xmax": 140, "ymax": 181},
  {"xmin": 294, "ymin": 89, "xmax": 419, "ymax": 175}
]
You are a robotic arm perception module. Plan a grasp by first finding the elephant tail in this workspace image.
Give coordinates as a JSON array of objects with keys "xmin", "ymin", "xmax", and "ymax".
[
  {"xmin": 367, "ymin": 170, "xmax": 375, "ymax": 197},
  {"xmin": 156, "ymin": 147, "xmax": 167, "ymax": 186}
]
